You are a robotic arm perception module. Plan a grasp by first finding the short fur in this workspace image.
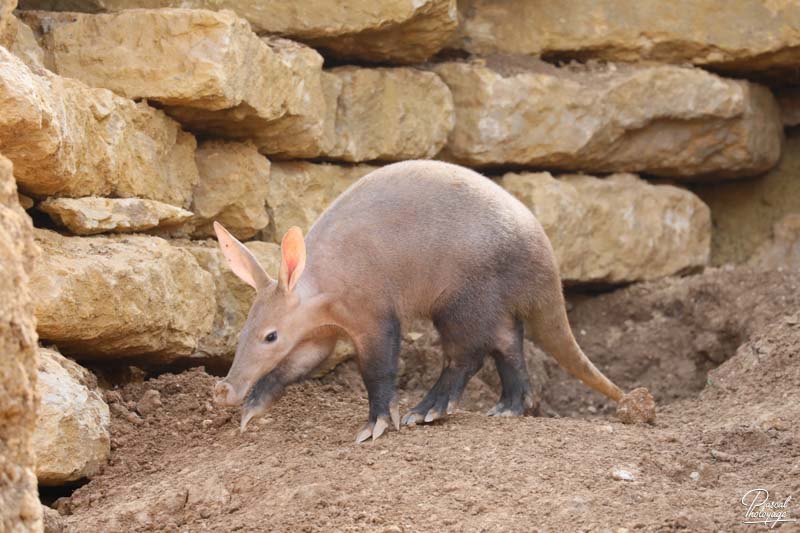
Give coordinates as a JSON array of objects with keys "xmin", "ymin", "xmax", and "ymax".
[{"xmin": 214, "ymin": 160, "xmax": 624, "ymax": 440}]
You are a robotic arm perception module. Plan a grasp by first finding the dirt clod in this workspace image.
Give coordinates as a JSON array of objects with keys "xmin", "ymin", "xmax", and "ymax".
[{"xmin": 616, "ymin": 387, "xmax": 656, "ymax": 424}]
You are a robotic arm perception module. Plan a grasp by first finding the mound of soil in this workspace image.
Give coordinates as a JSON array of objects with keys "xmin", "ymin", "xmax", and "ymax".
[{"xmin": 53, "ymin": 267, "xmax": 800, "ymax": 531}]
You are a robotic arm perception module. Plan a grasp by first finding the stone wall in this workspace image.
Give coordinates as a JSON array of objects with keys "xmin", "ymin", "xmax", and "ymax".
[{"xmin": 0, "ymin": 0, "xmax": 796, "ymax": 506}]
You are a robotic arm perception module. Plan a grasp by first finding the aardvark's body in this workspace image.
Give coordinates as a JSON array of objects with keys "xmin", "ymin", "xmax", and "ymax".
[{"xmin": 213, "ymin": 160, "xmax": 624, "ymax": 442}]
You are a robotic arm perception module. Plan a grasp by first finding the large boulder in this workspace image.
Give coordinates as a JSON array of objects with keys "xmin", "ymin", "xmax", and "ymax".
[
  {"xmin": 190, "ymin": 141, "xmax": 270, "ymax": 240},
  {"xmin": 20, "ymin": 10, "xmax": 295, "ymax": 149},
  {"xmin": 174, "ymin": 240, "xmax": 280, "ymax": 363},
  {"xmin": 18, "ymin": 0, "xmax": 458, "ymax": 64},
  {"xmin": 433, "ymin": 59, "xmax": 782, "ymax": 179},
  {"xmin": 499, "ymin": 172, "xmax": 711, "ymax": 284},
  {"xmin": 38, "ymin": 197, "xmax": 193, "ymax": 235},
  {"xmin": 0, "ymin": 48, "xmax": 198, "ymax": 205},
  {"xmin": 323, "ymin": 67, "xmax": 454, "ymax": 162},
  {"xmin": 692, "ymin": 133, "xmax": 800, "ymax": 265},
  {"xmin": 33, "ymin": 348, "xmax": 110, "ymax": 486},
  {"xmin": 0, "ymin": 153, "xmax": 42, "ymax": 531},
  {"xmin": 254, "ymin": 38, "xmax": 329, "ymax": 158},
  {"xmin": 267, "ymin": 162, "xmax": 378, "ymax": 240},
  {"xmin": 452, "ymin": 0, "xmax": 800, "ymax": 83},
  {"xmin": 30, "ymin": 229, "xmax": 216, "ymax": 361}
]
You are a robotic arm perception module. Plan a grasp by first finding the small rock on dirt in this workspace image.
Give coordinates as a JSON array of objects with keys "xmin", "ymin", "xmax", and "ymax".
[
  {"xmin": 612, "ymin": 468, "xmax": 635, "ymax": 481},
  {"xmin": 136, "ymin": 389, "xmax": 162, "ymax": 416},
  {"xmin": 42, "ymin": 505, "xmax": 64, "ymax": 533},
  {"xmin": 616, "ymin": 387, "xmax": 656, "ymax": 424}
]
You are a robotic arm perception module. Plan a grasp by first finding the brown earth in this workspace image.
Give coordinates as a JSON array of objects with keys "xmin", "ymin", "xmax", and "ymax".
[{"xmin": 51, "ymin": 267, "xmax": 800, "ymax": 532}]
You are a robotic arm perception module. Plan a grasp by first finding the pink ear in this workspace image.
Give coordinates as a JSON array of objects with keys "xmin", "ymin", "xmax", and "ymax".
[
  {"xmin": 279, "ymin": 226, "xmax": 306, "ymax": 292},
  {"xmin": 214, "ymin": 221, "xmax": 271, "ymax": 291}
]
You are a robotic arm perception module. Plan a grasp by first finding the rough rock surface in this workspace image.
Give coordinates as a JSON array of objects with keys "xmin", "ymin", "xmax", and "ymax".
[
  {"xmin": 499, "ymin": 172, "xmax": 711, "ymax": 284},
  {"xmin": 0, "ymin": 0, "xmax": 16, "ymax": 48},
  {"xmin": 0, "ymin": 154, "xmax": 42, "ymax": 531},
  {"xmin": 5, "ymin": 16, "xmax": 45, "ymax": 69},
  {"xmin": 21, "ymin": 9, "xmax": 296, "ymax": 145},
  {"xmin": 692, "ymin": 133, "xmax": 800, "ymax": 265},
  {"xmin": 256, "ymin": 38, "xmax": 328, "ymax": 158},
  {"xmin": 39, "ymin": 197, "xmax": 192, "ymax": 235},
  {"xmin": 31, "ymin": 229, "xmax": 216, "ymax": 361},
  {"xmin": 33, "ymin": 347, "xmax": 111, "ymax": 486},
  {"xmin": 0, "ymin": 47, "xmax": 198, "ymax": 204},
  {"xmin": 190, "ymin": 141, "xmax": 270, "ymax": 240},
  {"xmin": 749, "ymin": 214, "xmax": 800, "ymax": 270},
  {"xmin": 267, "ymin": 162, "xmax": 378, "ymax": 240},
  {"xmin": 19, "ymin": 0, "xmax": 458, "ymax": 64},
  {"xmin": 174, "ymin": 240, "xmax": 280, "ymax": 363},
  {"xmin": 453, "ymin": 0, "xmax": 800, "ymax": 83},
  {"xmin": 323, "ymin": 67, "xmax": 454, "ymax": 163},
  {"xmin": 776, "ymin": 88, "xmax": 800, "ymax": 127},
  {"xmin": 433, "ymin": 59, "xmax": 782, "ymax": 179}
]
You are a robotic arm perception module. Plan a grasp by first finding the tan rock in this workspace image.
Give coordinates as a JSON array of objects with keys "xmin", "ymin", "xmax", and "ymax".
[
  {"xmin": 175, "ymin": 240, "xmax": 280, "ymax": 362},
  {"xmin": 33, "ymin": 347, "xmax": 110, "ymax": 486},
  {"xmin": 0, "ymin": 0, "xmax": 16, "ymax": 48},
  {"xmin": 499, "ymin": 172, "xmax": 711, "ymax": 284},
  {"xmin": 255, "ymin": 37, "xmax": 329, "ymax": 158},
  {"xmin": 38, "ymin": 197, "xmax": 193, "ymax": 235},
  {"xmin": 323, "ymin": 67, "xmax": 454, "ymax": 162},
  {"xmin": 190, "ymin": 141, "xmax": 270, "ymax": 240},
  {"xmin": 0, "ymin": 153, "xmax": 43, "ymax": 532},
  {"xmin": 776, "ymin": 89, "xmax": 800, "ymax": 127},
  {"xmin": 0, "ymin": 48, "xmax": 198, "ymax": 205},
  {"xmin": 6, "ymin": 16, "xmax": 46, "ymax": 70},
  {"xmin": 31, "ymin": 229, "xmax": 216, "ymax": 361},
  {"xmin": 268, "ymin": 162, "xmax": 378, "ymax": 240},
  {"xmin": 304, "ymin": 0, "xmax": 457, "ymax": 64},
  {"xmin": 692, "ymin": 133, "xmax": 800, "ymax": 265},
  {"xmin": 749, "ymin": 214, "xmax": 800, "ymax": 271},
  {"xmin": 21, "ymin": 9, "xmax": 303, "ymax": 150},
  {"xmin": 434, "ymin": 59, "xmax": 782, "ymax": 179},
  {"xmin": 42, "ymin": 505, "xmax": 64, "ymax": 533},
  {"xmin": 453, "ymin": 0, "xmax": 800, "ymax": 82},
  {"xmin": 19, "ymin": 0, "xmax": 458, "ymax": 64}
]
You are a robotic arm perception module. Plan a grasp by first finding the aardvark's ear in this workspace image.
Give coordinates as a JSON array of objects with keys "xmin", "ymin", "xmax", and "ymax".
[
  {"xmin": 214, "ymin": 221, "xmax": 272, "ymax": 291},
  {"xmin": 278, "ymin": 226, "xmax": 306, "ymax": 293}
]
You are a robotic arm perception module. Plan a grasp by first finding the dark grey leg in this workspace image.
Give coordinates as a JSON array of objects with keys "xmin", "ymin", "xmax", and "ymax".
[
  {"xmin": 354, "ymin": 315, "xmax": 402, "ymax": 443},
  {"xmin": 488, "ymin": 317, "xmax": 535, "ymax": 417},
  {"xmin": 401, "ymin": 342, "xmax": 484, "ymax": 425}
]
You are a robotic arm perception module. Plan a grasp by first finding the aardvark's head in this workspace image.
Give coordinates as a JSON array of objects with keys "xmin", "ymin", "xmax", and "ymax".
[{"xmin": 211, "ymin": 221, "xmax": 309, "ymax": 408}]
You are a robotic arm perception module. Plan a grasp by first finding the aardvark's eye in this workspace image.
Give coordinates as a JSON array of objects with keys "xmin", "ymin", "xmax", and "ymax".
[{"xmin": 265, "ymin": 331, "xmax": 278, "ymax": 343}]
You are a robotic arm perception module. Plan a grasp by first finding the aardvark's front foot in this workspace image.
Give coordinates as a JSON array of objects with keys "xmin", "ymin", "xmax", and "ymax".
[{"xmin": 355, "ymin": 401, "xmax": 400, "ymax": 443}]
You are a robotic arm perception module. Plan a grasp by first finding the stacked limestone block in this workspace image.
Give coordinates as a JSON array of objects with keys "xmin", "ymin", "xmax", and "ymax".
[
  {"xmin": 0, "ymin": 154, "xmax": 42, "ymax": 531},
  {"xmin": 2, "ymin": 0, "xmax": 796, "ymax": 493}
]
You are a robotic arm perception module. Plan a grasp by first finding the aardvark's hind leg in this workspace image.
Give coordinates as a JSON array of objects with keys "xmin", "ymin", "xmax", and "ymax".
[
  {"xmin": 401, "ymin": 300, "xmax": 489, "ymax": 426},
  {"xmin": 400, "ymin": 339, "xmax": 484, "ymax": 426},
  {"xmin": 488, "ymin": 316, "xmax": 535, "ymax": 417}
]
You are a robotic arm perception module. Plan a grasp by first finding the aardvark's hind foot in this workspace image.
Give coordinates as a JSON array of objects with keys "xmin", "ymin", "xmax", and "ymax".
[
  {"xmin": 487, "ymin": 390, "xmax": 535, "ymax": 417},
  {"xmin": 401, "ymin": 394, "xmax": 458, "ymax": 426}
]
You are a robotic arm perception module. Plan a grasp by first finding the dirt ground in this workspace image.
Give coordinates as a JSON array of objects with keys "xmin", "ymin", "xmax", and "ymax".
[{"xmin": 51, "ymin": 267, "xmax": 800, "ymax": 532}]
